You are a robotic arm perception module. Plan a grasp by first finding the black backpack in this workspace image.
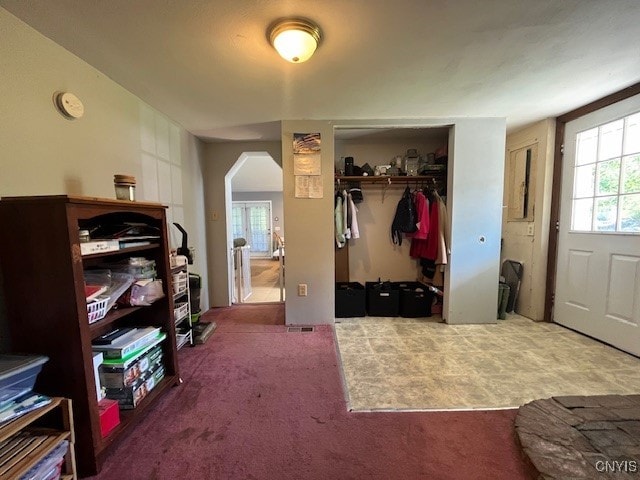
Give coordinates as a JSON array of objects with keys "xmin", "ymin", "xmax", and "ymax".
[{"xmin": 391, "ymin": 187, "xmax": 416, "ymax": 245}]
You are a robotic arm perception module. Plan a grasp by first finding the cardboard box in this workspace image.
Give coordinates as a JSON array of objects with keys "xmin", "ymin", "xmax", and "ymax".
[
  {"xmin": 105, "ymin": 363, "xmax": 165, "ymax": 409},
  {"xmin": 99, "ymin": 345, "xmax": 162, "ymax": 389},
  {"xmin": 92, "ymin": 352, "xmax": 104, "ymax": 401},
  {"xmin": 98, "ymin": 398, "xmax": 120, "ymax": 438}
]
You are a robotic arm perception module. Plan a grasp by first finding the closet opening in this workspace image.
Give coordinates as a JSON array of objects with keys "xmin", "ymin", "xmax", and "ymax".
[{"xmin": 333, "ymin": 126, "xmax": 451, "ymax": 323}]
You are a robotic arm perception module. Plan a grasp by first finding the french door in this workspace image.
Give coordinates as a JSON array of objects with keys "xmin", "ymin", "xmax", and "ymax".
[
  {"xmin": 555, "ymin": 94, "xmax": 640, "ymax": 356},
  {"xmin": 232, "ymin": 201, "xmax": 272, "ymax": 258}
]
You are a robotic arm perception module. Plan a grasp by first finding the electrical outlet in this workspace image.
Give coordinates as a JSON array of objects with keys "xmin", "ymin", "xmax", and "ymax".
[
  {"xmin": 527, "ymin": 224, "xmax": 535, "ymax": 236},
  {"xmin": 298, "ymin": 283, "xmax": 307, "ymax": 296}
]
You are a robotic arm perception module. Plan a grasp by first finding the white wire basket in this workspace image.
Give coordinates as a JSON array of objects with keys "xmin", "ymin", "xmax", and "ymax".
[
  {"xmin": 174, "ymin": 302, "xmax": 189, "ymax": 323},
  {"xmin": 172, "ymin": 271, "xmax": 188, "ymax": 295},
  {"xmin": 87, "ymin": 297, "xmax": 109, "ymax": 324}
]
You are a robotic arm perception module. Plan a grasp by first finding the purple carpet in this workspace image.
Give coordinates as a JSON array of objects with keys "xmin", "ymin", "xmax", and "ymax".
[{"xmin": 89, "ymin": 305, "xmax": 533, "ymax": 479}]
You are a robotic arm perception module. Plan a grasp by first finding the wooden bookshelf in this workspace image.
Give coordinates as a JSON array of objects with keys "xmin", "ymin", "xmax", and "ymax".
[{"xmin": 0, "ymin": 195, "xmax": 181, "ymax": 476}]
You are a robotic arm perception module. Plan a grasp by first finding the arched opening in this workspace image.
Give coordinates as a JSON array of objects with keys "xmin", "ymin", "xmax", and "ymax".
[{"xmin": 225, "ymin": 152, "xmax": 284, "ymax": 304}]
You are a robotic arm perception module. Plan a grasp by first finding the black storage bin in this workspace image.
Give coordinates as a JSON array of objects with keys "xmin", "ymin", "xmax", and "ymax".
[
  {"xmin": 335, "ymin": 282, "xmax": 366, "ymax": 317},
  {"xmin": 365, "ymin": 281, "xmax": 399, "ymax": 317},
  {"xmin": 395, "ymin": 281, "xmax": 433, "ymax": 317}
]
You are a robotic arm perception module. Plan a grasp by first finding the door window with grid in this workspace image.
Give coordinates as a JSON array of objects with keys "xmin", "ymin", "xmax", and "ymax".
[{"xmin": 571, "ymin": 112, "xmax": 640, "ymax": 232}]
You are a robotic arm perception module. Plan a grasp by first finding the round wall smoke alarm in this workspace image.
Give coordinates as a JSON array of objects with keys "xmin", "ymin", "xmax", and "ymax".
[{"xmin": 54, "ymin": 92, "xmax": 84, "ymax": 119}]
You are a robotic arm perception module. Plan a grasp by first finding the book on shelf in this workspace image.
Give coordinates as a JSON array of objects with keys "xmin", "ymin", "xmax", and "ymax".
[
  {"xmin": 80, "ymin": 240, "xmax": 120, "ymax": 256},
  {"xmin": 85, "ymin": 284, "xmax": 108, "ymax": 302},
  {"xmin": 0, "ymin": 392, "xmax": 52, "ymax": 424},
  {"xmin": 99, "ymin": 332, "xmax": 167, "ymax": 368},
  {"xmin": 92, "ymin": 327, "xmax": 161, "ymax": 359},
  {"xmin": 92, "ymin": 327, "xmax": 136, "ymax": 346}
]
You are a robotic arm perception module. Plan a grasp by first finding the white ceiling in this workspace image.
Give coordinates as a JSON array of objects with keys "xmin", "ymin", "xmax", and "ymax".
[
  {"xmin": 231, "ymin": 153, "xmax": 283, "ymax": 193},
  {"xmin": 2, "ymin": 0, "xmax": 640, "ymax": 142}
]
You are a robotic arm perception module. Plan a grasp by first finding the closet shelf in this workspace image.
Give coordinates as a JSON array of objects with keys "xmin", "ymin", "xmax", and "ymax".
[{"xmin": 335, "ymin": 174, "xmax": 445, "ymax": 185}]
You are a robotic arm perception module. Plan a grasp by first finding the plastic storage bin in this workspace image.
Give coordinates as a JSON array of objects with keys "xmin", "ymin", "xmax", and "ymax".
[
  {"xmin": 395, "ymin": 281, "xmax": 433, "ymax": 317},
  {"xmin": 335, "ymin": 282, "xmax": 366, "ymax": 318},
  {"xmin": 0, "ymin": 354, "xmax": 48, "ymax": 393},
  {"xmin": 365, "ymin": 281, "xmax": 399, "ymax": 317}
]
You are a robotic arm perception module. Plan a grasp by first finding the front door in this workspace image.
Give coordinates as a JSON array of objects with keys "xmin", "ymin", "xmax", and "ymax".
[{"xmin": 555, "ymin": 95, "xmax": 640, "ymax": 356}]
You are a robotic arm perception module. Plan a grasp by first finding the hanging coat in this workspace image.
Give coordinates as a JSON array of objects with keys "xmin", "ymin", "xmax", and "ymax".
[
  {"xmin": 406, "ymin": 191, "xmax": 430, "ymax": 240},
  {"xmin": 335, "ymin": 195, "xmax": 345, "ymax": 248},
  {"xmin": 435, "ymin": 195, "xmax": 449, "ymax": 266},
  {"xmin": 348, "ymin": 192, "xmax": 360, "ymax": 239}
]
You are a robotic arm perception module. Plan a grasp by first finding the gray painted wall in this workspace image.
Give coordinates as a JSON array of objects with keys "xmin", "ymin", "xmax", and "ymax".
[
  {"xmin": 202, "ymin": 142, "xmax": 282, "ymax": 306},
  {"xmin": 281, "ymin": 119, "xmax": 506, "ymax": 325},
  {"xmin": 0, "ymin": 10, "xmax": 209, "ymax": 346}
]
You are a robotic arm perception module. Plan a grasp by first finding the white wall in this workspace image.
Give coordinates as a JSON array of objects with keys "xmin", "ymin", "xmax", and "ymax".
[
  {"xmin": 0, "ymin": 9, "xmax": 209, "ymax": 341},
  {"xmin": 501, "ymin": 119, "xmax": 555, "ymax": 320}
]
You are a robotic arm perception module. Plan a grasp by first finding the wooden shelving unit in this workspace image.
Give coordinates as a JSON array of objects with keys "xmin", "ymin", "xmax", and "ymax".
[
  {"xmin": 0, "ymin": 397, "xmax": 76, "ymax": 479},
  {"xmin": 0, "ymin": 195, "xmax": 181, "ymax": 476}
]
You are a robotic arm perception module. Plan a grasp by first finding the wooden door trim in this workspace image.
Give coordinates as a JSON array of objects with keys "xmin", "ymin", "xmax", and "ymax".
[{"xmin": 544, "ymin": 82, "xmax": 640, "ymax": 322}]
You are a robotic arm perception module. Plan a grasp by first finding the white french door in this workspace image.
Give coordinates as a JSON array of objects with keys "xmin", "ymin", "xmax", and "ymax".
[
  {"xmin": 555, "ymin": 94, "xmax": 640, "ymax": 356},
  {"xmin": 231, "ymin": 201, "xmax": 272, "ymax": 258}
]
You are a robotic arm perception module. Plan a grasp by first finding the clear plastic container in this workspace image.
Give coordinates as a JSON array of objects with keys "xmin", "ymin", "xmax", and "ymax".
[{"xmin": 0, "ymin": 355, "xmax": 49, "ymax": 393}]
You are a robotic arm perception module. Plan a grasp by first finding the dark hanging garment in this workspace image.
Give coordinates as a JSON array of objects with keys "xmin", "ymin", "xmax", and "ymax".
[{"xmin": 391, "ymin": 187, "xmax": 417, "ymax": 245}]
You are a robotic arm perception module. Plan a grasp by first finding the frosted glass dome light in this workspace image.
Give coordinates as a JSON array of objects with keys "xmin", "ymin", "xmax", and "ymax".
[{"xmin": 268, "ymin": 18, "xmax": 322, "ymax": 63}]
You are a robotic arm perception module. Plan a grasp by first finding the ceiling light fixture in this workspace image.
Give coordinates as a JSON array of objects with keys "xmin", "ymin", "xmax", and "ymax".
[{"xmin": 268, "ymin": 17, "xmax": 322, "ymax": 63}]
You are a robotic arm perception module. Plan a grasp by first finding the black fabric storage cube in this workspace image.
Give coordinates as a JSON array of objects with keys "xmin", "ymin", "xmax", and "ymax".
[
  {"xmin": 335, "ymin": 282, "xmax": 366, "ymax": 317},
  {"xmin": 365, "ymin": 281, "xmax": 399, "ymax": 317},
  {"xmin": 394, "ymin": 281, "xmax": 433, "ymax": 317}
]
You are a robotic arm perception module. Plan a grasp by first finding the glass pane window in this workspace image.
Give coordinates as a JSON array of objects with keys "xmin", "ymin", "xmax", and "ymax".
[
  {"xmin": 572, "ymin": 198, "xmax": 593, "ymax": 231},
  {"xmin": 574, "ymin": 164, "xmax": 595, "ymax": 198},
  {"xmin": 596, "ymin": 158, "xmax": 620, "ymax": 196},
  {"xmin": 576, "ymin": 127, "xmax": 598, "ymax": 166},
  {"xmin": 598, "ymin": 119, "xmax": 623, "ymax": 161},
  {"xmin": 571, "ymin": 111, "xmax": 640, "ymax": 233},
  {"xmin": 620, "ymin": 194, "xmax": 640, "ymax": 233},
  {"xmin": 594, "ymin": 196, "xmax": 617, "ymax": 232},
  {"xmin": 624, "ymin": 113, "xmax": 640, "ymax": 155},
  {"xmin": 622, "ymin": 155, "xmax": 640, "ymax": 194},
  {"xmin": 232, "ymin": 206, "xmax": 244, "ymax": 240}
]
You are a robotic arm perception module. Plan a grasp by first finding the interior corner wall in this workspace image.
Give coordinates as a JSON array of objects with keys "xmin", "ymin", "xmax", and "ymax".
[
  {"xmin": 501, "ymin": 119, "xmax": 555, "ymax": 321},
  {"xmin": 281, "ymin": 121, "xmax": 335, "ymax": 325},
  {"xmin": 0, "ymin": 9, "xmax": 209, "ymax": 333},
  {"xmin": 202, "ymin": 141, "xmax": 282, "ymax": 307}
]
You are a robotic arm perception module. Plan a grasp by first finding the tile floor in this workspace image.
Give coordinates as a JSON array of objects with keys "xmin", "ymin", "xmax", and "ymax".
[
  {"xmin": 334, "ymin": 314, "xmax": 640, "ymax": 411},
  {"xmin": 244, "ymin": 258, "xmax": 284, "ymax": 303}
]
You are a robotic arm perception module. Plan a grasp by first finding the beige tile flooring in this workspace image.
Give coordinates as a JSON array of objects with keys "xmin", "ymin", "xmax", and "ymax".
[
  {"xmin": 245, "ymin": 258, "xmax": 284, "ymax": 303},
  {"xmin": 334, "ymin": 314, "xmax": 640, "ymax": 411}
]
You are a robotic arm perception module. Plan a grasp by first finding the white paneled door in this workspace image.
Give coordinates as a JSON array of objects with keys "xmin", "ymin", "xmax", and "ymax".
[{"xmin": 556, "ymin": 95, "xmax": 640, "ymax": 356}]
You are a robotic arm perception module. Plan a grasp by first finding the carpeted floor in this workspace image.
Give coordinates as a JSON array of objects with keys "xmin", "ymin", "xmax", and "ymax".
[
  {"xmin": 89, "ymin": 304, "xmax": 533, "ymax": 479},
  {"xmin": 335, "ymin": 314, "xmax": 640, "ymax": 411}
]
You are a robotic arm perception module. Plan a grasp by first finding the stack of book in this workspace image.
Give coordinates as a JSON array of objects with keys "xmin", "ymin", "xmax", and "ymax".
[{"xmin": 0, "ymin": 389, "xmax": 51, "ymax": 425}]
